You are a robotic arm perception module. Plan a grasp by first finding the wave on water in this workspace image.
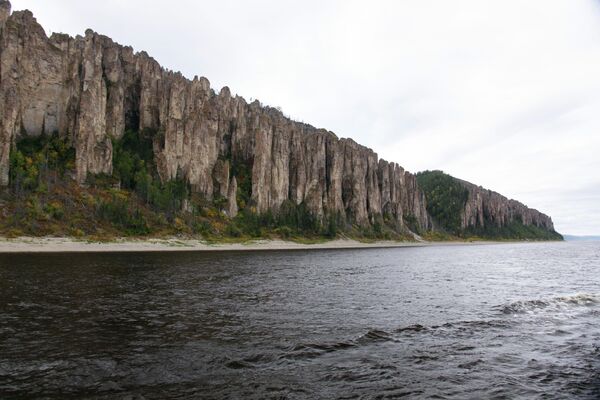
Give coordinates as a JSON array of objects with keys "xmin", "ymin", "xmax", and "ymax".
[
  {"xmin": 276, "ymin": 319, "xmax": 512, "ymax": 364},
  {"xmin": 279, "ymin": 341, "xmax": 358, "ymax": 361},
  {"xmin": 234, "ymin": 296, "xmax": 600, "ymax": 368},
  {"xmin": 497, "ymin": 293, "xmax": 600, "ymax": 314},
  {"xmin": 356, "ymin": 329, "xmax": 396, "ymax": 343}
]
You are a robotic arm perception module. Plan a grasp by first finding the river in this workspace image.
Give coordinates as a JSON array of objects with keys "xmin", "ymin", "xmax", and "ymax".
[{"xmin": 1, "ymin": 241, "xmax": 599, "ymax": 399}]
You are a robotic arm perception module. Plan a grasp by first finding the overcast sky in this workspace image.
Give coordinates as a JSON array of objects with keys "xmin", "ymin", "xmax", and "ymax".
[{"xmin": 11, "ymin": 0, "xmax": 600, "ymax": 235}]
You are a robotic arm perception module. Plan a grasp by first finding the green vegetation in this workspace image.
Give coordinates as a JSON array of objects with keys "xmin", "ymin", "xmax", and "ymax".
[
  {"xmin": 403, "ymin": 213, "xmax": 421, "ymax": 235},
  {"xmin": 416, "ymin": 170, "xmax": 562, "ymax": 241},
  {"xmin": 2, "ymin": 130, "xmax": 409, "ymax": 242},
  {"xmin": 2, "ymin": 133, "xmax": 559, "ymax": 242},
  {"xmin": 109, "ymin": 128, "xmax": 189, "ymax": 216},
  {"xmin": 416, "ymin": 170, "xmax": 468, "ymax": 234},
  {"xmin": 464, "ymin": 222, "xmax": 563, "ymax": 241},
  {"xmin": 97, "ymin": 193, "xmax": 150, "ymax": 236},
  {"xmin": 9, "ymin": 132, "xmax": 75, "ymax": 194}
]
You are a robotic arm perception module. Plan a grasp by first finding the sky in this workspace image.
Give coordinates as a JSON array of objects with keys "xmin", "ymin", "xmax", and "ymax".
[{"xmin": 10, "ymin": 0, "xmax": 600, "ymax": 235}]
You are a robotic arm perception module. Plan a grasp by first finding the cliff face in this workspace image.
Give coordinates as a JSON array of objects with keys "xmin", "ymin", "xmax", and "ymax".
[
  {"xmin": 459, "ymin": 180, "xmax": 555, "ymax": 231},
  {"xmin": 0, "ymin": 2, "xmax": 431, "ymax": 232},
  {"xmin": 416, "ymin": 169, "xmax": 557, "ymax": 237},
  {"xmin": 0, "ymin": 2, "xmax": 560, "ymax": 238}
]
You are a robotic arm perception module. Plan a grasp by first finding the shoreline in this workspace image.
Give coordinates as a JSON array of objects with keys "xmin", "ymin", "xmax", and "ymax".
[{"xmin": 0, "ymin": 236, "xmax": 532, "ymax": 253}]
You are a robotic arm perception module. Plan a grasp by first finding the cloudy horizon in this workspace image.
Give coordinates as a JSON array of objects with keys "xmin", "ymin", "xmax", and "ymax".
[{"xmin": 10, "ymin": 0, "xmax": 600, "ymax": 235}]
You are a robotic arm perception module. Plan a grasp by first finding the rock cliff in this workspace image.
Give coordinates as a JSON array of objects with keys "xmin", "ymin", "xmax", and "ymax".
[
  {"xmin": 416, "ymin": 170, "xmax": 557, "ymax": 236},
  {"xmin": 0, "ymin": 1, "xmax": 431, "ymax": 232},
  {"xmin": 0, "ymin": 1, "xmax": 557, "ymax": 238},
  {"xmin": 458, "ymin": 179, "xmax": 555, "ymax": 231}
]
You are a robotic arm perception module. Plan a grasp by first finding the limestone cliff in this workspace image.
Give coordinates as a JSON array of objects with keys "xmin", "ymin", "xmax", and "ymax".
[
  {"xmin": 458, "ymin": 179, "xmax": 555, "ymax": 231},
  {"xmin": 0, "ymin": 2, "xmax": 558, "ymax": 238},
  {"xmin": 416, "ymin": 170, "xmax": 558, "ymax": 237},
  {"xmin": 0, "ymin": 1, "xmax": 431, "ymax": 232}
]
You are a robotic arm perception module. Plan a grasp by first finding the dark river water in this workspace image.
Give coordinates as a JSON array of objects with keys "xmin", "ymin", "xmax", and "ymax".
[{"xmin": 1, "ymin": 242, "xmax": 600, "ymax": 399}]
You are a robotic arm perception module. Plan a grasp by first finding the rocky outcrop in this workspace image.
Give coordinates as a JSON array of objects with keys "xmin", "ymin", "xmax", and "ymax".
[
  {"xmin": 459, "ymin": 179, "xmax": 555, "ymax": 231},
  {"xmin": 0, "ymin": 6, "xmax": 115, "ymax": 184},
  {"xmin": 0, "ymin": 1, "xmax": 557, "ymax": 237},
  {"xmin": 227, "ymin": 177, "xmax": 238, "ymax": 218},
  {"xmin": 0, "ymin": 1, "xmax": 431, "ymax": 233}
]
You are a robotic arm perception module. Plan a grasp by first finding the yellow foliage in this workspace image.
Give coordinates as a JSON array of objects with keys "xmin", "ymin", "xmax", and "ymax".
[
  {"xmin": 174, "ymin": 217, "xmax": 185, "ymax": 228},
  {"xmin": 70, "ymin": 228, "xmax": 85, "ymax": 237}
]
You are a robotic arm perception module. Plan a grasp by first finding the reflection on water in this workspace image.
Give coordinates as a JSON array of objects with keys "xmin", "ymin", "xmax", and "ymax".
[{"xmin": 1, "ymin": 242, "xmax": 600, "ymax": 399}]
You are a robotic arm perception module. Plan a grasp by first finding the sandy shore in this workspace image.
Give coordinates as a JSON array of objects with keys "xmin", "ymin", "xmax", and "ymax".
[{"xmin": 0, "ymin": 236, "xmax": 495, "ymax": 253}]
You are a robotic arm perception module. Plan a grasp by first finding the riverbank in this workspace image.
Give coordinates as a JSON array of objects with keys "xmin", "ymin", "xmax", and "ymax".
[{"xmin": 0, "ymin": 236, "xmax": 508, "ymax": 253}]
